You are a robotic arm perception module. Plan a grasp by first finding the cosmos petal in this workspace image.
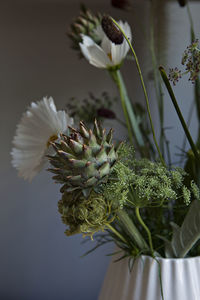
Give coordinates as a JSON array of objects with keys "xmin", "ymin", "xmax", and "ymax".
[
  {"xmin": 86, "ymin": 44, "xmax": 111, "ymax": 68},
  {"xmin": 11, "ymin": 97, "xmax": 73, "ymax": 181},
  {"xmin": 79, "ymin": 20, "xmax": 132, "ymax": 69}
]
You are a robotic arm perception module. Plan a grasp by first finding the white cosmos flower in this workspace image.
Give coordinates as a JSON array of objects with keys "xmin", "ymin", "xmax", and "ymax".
[
  {"xmin": 79, "ymin": 20, "xmax": 132, "ymax": 69},
  {"xmin": 11, "ymin": 97, "xmax": 73, "ymax": 181}
]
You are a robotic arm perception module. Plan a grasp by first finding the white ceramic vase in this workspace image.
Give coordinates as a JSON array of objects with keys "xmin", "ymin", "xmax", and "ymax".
[{"xmin": 99, "ymin": 255, "xmax": 200, "ymax": 300}]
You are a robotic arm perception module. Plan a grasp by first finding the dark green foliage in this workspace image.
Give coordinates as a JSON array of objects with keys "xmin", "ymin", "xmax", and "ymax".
[
  {"xmin": 66, "ymin": 92, "xmax": 117, "ymax": 126},
  {"xmin": 99, "ymin": 145, "xmax": 200, "ymax": 257}
]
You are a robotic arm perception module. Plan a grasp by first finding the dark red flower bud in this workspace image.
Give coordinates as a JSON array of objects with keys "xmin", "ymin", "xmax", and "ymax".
[
  {"xmin": 101, "ymin": 16, "xmax": 124, "ymax": 45},
  {"xmin": 111, "ymin": 0, "xmax": 130, "ymax": 10},
  {"xmin": 177, "ymin": 0, "xmax": 187, "ymax": 7},
  {"xmin": 97, "ymin": 108, "xmax": 116, "ymax": 119}
]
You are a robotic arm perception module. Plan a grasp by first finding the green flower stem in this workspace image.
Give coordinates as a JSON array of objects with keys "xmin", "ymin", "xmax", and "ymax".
[
  {"xmin": 111, "ymin": 17, "xmax": 166, "ymax": 167},
  {"xmin": 186, "ymin": 2, "xmax": 195, "ymax": 42},
  {"xmin": 109, "ymin": 70, "xmax": 133, "ymax": 144},
  {"xmin": 159, "ymin": 66, "xmax": 200, "ymax": 164},
  {"xmin": 150, "ymin": 2, "xmax": 165, "ymax": 155},
  {"xmin": 195, "ymin": 78, "xmax": 200, "ymax": 128},
  {"xmin": 110, "ymin": 69, "xmax": 145, "ymax": 149},
  {"xmin": 135, "ymin": 206, "xmax": 154, "ymax": 256},
  {"xmin": 186, "ymin": 3, "xmax": 200, "ymax": 147},
  {"xmin": 117, "ymin": 209, "xmax": 149, "ymax": 251},
  {"xmin": 106, "ymin": 223, "xmax": 128, "ymax": 244}
]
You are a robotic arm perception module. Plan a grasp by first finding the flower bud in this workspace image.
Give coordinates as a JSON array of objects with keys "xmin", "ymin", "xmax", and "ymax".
[
  {"xmin": 111, "ymin": 0, "xmax": 130, "ymax": 10},
  {"xmin": 177, "ymin": 0, "xmax": 187, "ymax": 7},
  {"xmin": 97, "ymin": 108, "xmax": 116, "ymax": 119},
  {"xmin": 101, "ymin": 16, "xmax": 124, "ymax": 45},
  {"xmin": 68, "ymin": 5, "xmax": 101, "ymax": 55}
]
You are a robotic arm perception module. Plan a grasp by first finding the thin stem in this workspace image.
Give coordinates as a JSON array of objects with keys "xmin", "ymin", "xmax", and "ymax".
[
  {"xmin": 186, "ymin": 2, "xmax": 195, "ymax": 42},
  {"xmin": 135, "ymin": 206, "xmax": 154, "ymax": 256},
  {"xmin": 111, "ymin": 17, "xmax": 166, "ymax": 167},
  {"xmin": 165, "ymin": 138, "xmax": 172, "ymax": 167},
  {"xmin": 110, "ymin": 70, "xmax": 145, "ymax": 150},
  {"xmin": 180, "ymin": 99, "xmax": 195, "ymax": 164},
  {"xmin": 186, "ymin": 3, "xmax": 200, "ymax": 148},
  {"xmin": 159, "ymin": 66, "xmax": 200, "ymax": 163},
  {"xmin": 109, "ymin": 70, "xmax": 134, "ymax": 144},
  {"xmin": 106, "ymin": 223, "xmax": 128, "ymax": 244},
  {"xmin": 150, "ymin": 1, "xmax": 165, "ymax": 155}
]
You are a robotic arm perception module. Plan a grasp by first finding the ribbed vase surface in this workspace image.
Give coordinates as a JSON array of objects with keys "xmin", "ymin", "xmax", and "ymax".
[{"xmin": 99, "ymin": 255, "xmax": 200, "ymax": 300}]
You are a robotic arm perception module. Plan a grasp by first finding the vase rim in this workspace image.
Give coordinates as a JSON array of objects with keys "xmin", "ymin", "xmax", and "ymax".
[{"xmin": 140, "ymin": 254, "xmax": 200, "ymax": 262}]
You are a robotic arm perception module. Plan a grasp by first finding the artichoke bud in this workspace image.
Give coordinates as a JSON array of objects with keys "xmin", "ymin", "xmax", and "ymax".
[
  {"xmin": 73, "ymin": 23, "xmax": 84, "ymax": 34},
  {"xmin": 48, "ymin": 120, "xmax": 120, "ymax": 197},
  {"xmin": 60, "ymin": 140, "xmax": 73, "ymax": 153},
  {"xmin": 80, "ymin": 121, "xmax": 90, "ymax": 138},
  {"xmin": 68, "ymin": 5, "xmax": 102, "ymax": 55},
  {"xmin": 69, "ymin": 139, "xmax": 82, "ymax": 154},
  {"xmin": 77, "ymin": 17, "xmax": 88, "ymax": 27}
]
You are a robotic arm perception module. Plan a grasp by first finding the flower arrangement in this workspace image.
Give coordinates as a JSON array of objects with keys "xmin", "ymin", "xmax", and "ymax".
[{"xmin": 11, "ymin": 0, "xmax": 200, "ymax": 273}]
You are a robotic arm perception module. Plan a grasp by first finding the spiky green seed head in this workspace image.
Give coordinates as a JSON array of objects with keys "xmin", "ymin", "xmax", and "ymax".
[
  {"xmin": 67, "ymin": 4, "xmax": 102, "ymax": 56},
  {"xmin": 48, "ymin": 120, "xmax": 122, "ymax": 198},
  {"xmin": 58, "ymin": 191, "xmax": 113, "ymax": 238}
]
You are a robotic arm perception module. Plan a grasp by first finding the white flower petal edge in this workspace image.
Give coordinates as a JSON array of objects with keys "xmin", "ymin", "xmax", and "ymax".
[
  {"xmin": 79, "ymin": 20, "xmax": 132, "ymax": 69},
  {"xmin": 80, "ymin": 35, "xmax": 110, "ymax": 68},
  {"xmin": 11, "ymin": 97, "xmax": 73, "ymax": 181},
  {"xmin": 111, "ymin": 21, "xmax": 132, "ymax": 66}
]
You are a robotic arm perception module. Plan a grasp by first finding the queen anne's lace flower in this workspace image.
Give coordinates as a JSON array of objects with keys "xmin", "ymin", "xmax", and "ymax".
[
  {"xmin": 79, "ymin": 20, "xmax": 132, "ymax": 69},
  {"xmin": 11, "ymin": 97, "xmax": 73, "ymax": 181}
]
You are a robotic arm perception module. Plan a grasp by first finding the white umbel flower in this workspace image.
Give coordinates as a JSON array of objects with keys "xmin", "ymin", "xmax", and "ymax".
[
  {"xmin": 11, "ymin": 97, "xmax": 73, "ymax": 181},
  {"xmin": 79, "ymin": 21, "xmax": 132, "ymax": 69}
]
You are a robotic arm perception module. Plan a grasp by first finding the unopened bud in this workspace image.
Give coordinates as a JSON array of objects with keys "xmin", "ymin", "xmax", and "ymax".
[
  {"xmin": 111, "ymin": 0, "xmax": 130, "ymax": 10},
  {"xmin": 177, "ymin": 0, "xmax": 187, "ymax": 7},
  {"xmin": 97, "ymin": 108, "xmax": 116, "ymax": 119},
  {"xmin": 101, "ymin": 16, "xmax": 124, "ymax": 45}
]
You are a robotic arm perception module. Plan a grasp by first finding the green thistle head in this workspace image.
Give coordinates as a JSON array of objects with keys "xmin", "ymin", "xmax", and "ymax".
[
  {"xmin": 58, "ymin": 191, "xmax": 114, "ymax": 238},
  {"xmin": 67, "ymin": 4, "xmax": 102, "ymax": 56}
]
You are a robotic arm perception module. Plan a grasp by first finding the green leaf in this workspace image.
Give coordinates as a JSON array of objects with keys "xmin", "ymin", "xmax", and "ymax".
[
  {"xmin": 165, "ymin": 200, "xmax": 200, "ymax": 258},
  {"xmin": 117, "ymin": 209, "xmax": 149, "ymax": 251}
]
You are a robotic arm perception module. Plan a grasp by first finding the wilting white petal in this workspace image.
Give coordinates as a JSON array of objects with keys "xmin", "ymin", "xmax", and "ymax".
[
  {"xmin": 86, "ymin": 44, "xmax": 111, "ymax": 68},
  {"xmin": 79, "ymin": 20, "xmax": 132, "ymax": 69},
  {"xmin": 80, "ymin": 35, "xmax": 111, "ymax": 68},
  {"xmin": 79, "ymin": 35, "xmax": 95, "ymax": 61},
  {"xmin": 101, "ymin": 35, "xmax": 112, "ymax": 57},
  {"xmin": 119, "ymin": 21, "xmax": 132, "ymax": 58},
  {"xmin": 11, "ymin": 97, "xmax": 73, "ymax": 181},
  {"xmin": 111, "ymin": 21, "xmax": 132, "ymax": 65},
  {"xmin": 111, "ymin": 43, "xmax": 124, "ymax": 65}
]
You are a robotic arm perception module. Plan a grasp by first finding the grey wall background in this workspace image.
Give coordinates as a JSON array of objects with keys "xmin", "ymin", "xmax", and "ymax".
[{"xmin": 0, "ymin": 1, "xmax": 200, "ymax": 300}]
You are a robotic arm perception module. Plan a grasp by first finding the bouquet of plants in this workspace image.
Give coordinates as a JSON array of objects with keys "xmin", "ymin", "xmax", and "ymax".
[{"xmin": 11, "ymin": 1, "xmax": 200, "ymax": 266}]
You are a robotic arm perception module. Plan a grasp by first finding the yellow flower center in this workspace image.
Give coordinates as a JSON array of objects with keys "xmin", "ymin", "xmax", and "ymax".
[
  {"xmin": 107, "ymin": 52, "xmax": 112, "ymax": 61},
  {"xmin": 46, "ymin": 134, "xmax": 58, "ymax": 148}
]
